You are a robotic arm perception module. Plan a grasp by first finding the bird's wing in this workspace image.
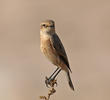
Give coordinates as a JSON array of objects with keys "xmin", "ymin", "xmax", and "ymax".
[{"xmin": 50, "ymin": 33, "xmax": 72, "ymax": 72}]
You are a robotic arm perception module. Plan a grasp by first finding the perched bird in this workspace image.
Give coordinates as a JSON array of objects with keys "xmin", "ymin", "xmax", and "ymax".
[{"xmin": 40, "ymin": 20, "xmax": 74, "ymax": 91}]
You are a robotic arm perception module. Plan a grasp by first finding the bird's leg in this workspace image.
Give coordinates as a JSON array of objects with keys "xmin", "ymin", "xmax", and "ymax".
[
  {"xmin": 49, "ymin": 68, "xmax": 62, "ymax": 87},
  {"xmin": 51, "ymin": 68, "xmax": 61, "ymax": 81},
  {"xmin": 45, "ymin": 68, "xmax": 61, "ymax": 87},
  {"xmin": 45, "ymin": 67, "xmax": 59, "ymax": 87},
  {"xmin": 48, "ymin": 67, "xmax": 59, "ymax": 80}
]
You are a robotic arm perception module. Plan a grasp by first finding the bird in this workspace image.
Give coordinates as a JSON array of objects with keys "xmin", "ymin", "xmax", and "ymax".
[{"xmin": 40, "ymin": 20, "xmax": 74, "ymax": 91}]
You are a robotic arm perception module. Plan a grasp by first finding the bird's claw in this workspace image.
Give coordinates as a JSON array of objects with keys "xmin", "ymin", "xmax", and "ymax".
[
  {"xmin": 45, "ymin": 76, "xmax": 50, "ymax": 88},
  {"xmin": 45, "ymin": 76, "xmax": 57, "ymax": 88}
]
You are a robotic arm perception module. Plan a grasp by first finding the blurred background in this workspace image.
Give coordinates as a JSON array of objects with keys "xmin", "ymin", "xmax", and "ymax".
[{"xmin": 0, "ymin": 0, "xmax": 110, "ymax": 100}]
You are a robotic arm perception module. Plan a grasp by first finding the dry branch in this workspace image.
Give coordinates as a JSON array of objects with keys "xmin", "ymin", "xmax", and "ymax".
[{"xmin": 40, "ymin": 78, "xmax": 57, "ymax": 100}]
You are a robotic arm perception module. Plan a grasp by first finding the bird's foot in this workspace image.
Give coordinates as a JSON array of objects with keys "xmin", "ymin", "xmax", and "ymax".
[{"xmin": 45, "ymin": 76, "xmax": 57, "ymax": 88}]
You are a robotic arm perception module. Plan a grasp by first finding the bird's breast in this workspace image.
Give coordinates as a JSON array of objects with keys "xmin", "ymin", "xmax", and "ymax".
[
  {"xmin": 40, "ymin": 34, "xmax": 59, "ymax": 65},
  {"xmin": 40, "ymin": 34, "xmax": 52, "ymax": 53}
]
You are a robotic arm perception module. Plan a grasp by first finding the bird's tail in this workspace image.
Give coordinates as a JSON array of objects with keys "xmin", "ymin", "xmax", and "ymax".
[{"xmin": 65, "ymin": 71, "xmax": 74, "ymax": 91}]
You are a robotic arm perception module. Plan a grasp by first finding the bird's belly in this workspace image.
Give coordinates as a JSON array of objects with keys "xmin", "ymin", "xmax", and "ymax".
[
  {"xmin": 40, "ymin": 38, "xmax": 59, "ymax": 65},
  {"xmin": 45, "ymin": 48, "xmax": 57, "ymax": 63}
]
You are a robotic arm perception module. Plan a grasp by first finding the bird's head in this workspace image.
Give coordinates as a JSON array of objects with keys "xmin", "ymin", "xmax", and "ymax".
[{"xmin": 40, "ymin": 20, "xmax": 55, "ymax": 34}]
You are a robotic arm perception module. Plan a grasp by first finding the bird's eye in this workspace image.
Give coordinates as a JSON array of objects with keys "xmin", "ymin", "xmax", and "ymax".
[{"xmin": 42, "ymin": 24, "xmax": 46, "ymax": 27}]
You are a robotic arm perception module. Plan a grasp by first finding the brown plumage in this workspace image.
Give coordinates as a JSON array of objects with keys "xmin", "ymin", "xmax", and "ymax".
[{"xmin": 40, "ymin": 20, "xmax": 74, "ymax": 91}]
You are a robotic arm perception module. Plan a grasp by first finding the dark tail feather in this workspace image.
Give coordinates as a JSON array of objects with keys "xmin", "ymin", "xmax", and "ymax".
[{"xmin": 65, "ymin": 71, "xmax": 74, "ymax": 91}]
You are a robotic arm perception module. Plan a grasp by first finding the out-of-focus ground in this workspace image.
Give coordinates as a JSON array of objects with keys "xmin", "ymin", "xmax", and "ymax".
[{"xmin": 0, "ymin": 0, "xmax": 110, "ymax": 100}]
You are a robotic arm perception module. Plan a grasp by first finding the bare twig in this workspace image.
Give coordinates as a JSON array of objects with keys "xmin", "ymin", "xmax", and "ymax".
[{"xmin": 40, "ymin": 78, "xmax": 57, "ymax": 100}]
